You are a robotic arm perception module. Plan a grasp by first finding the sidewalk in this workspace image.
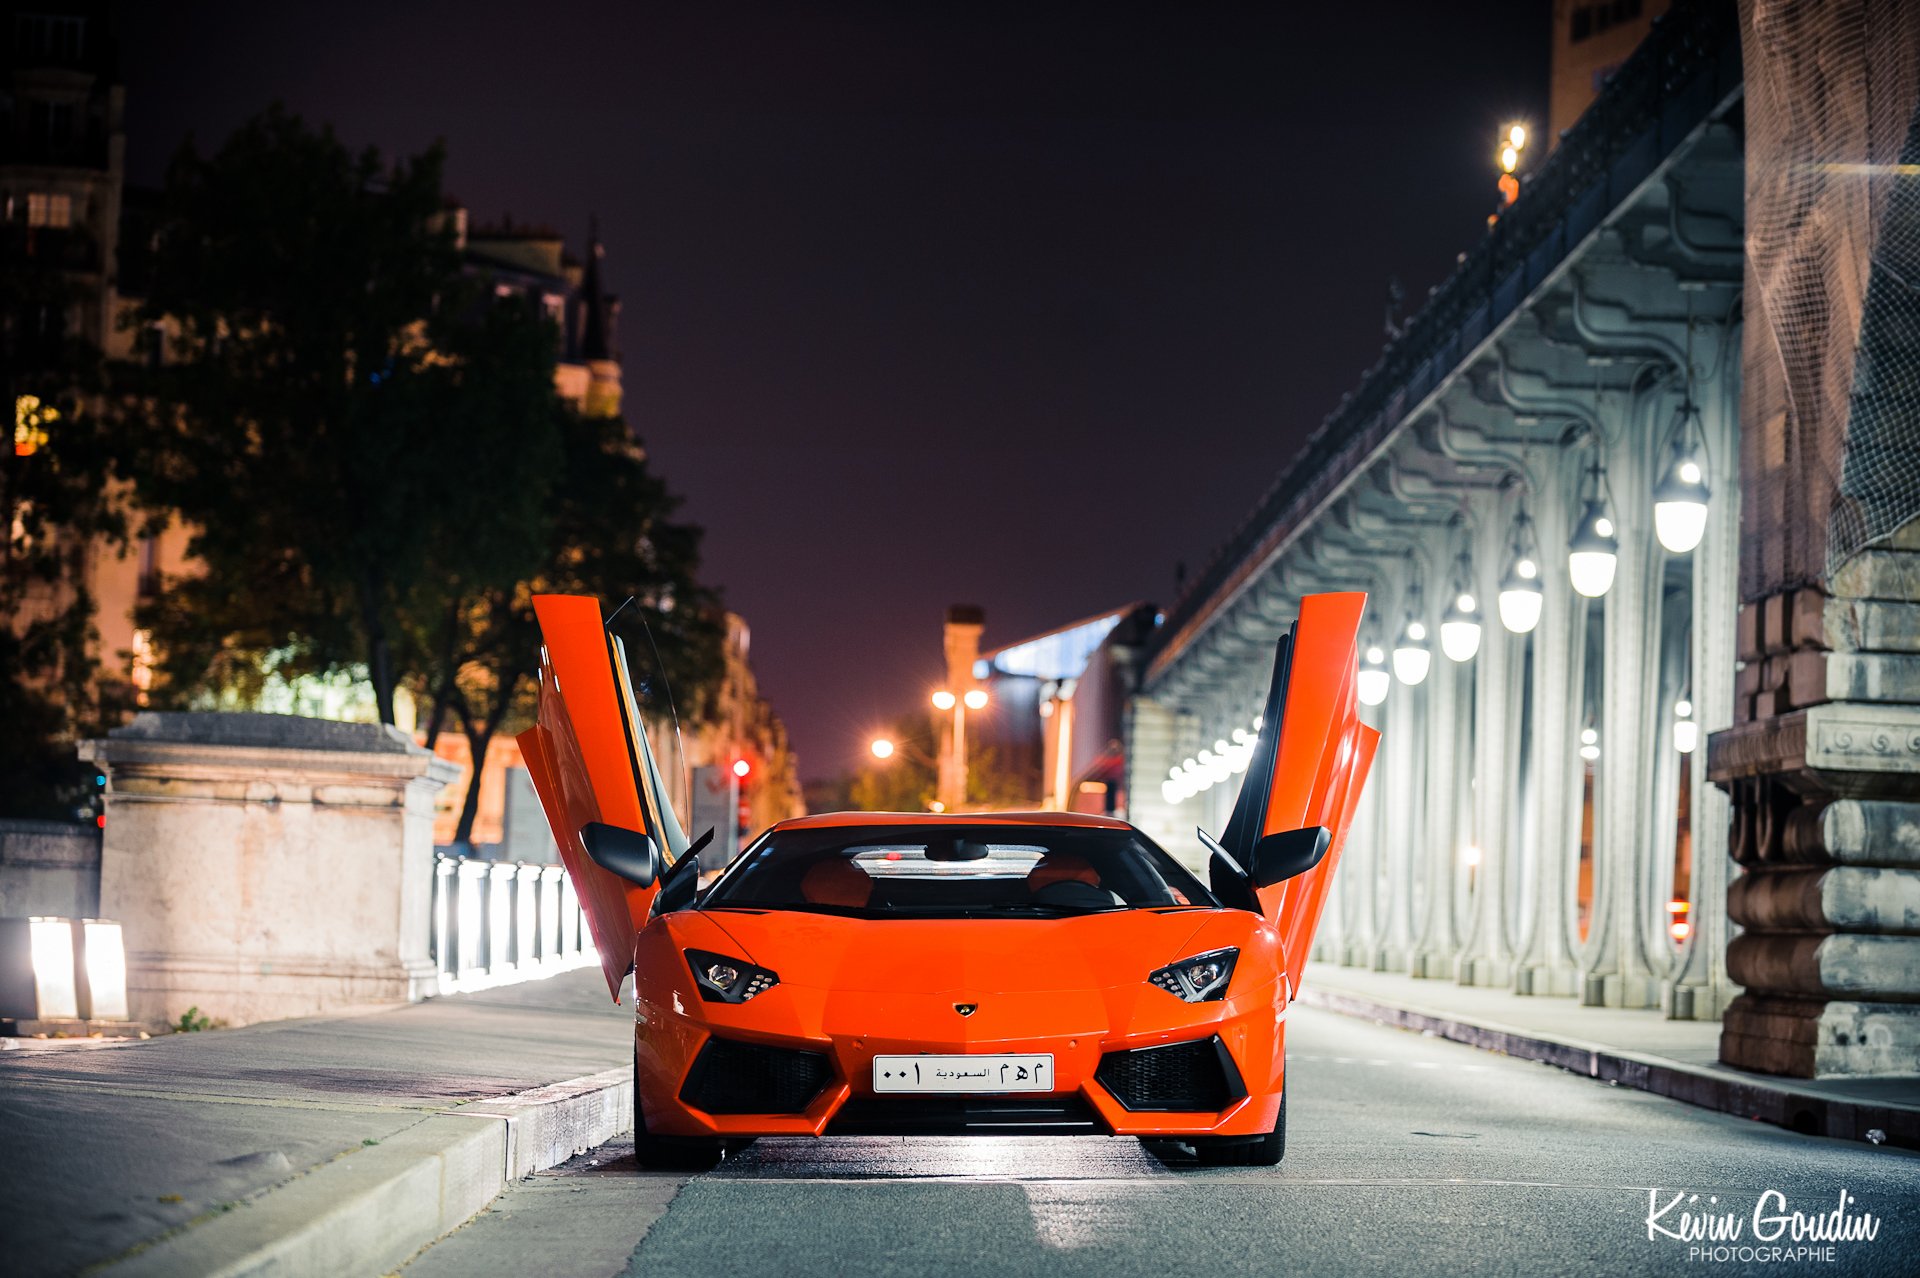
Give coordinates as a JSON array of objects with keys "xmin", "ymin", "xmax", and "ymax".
[
  {"xmin": 0, "ymin": 966, "xmax": 633, "ymax": 1278},
  {"xmin": 1300, "ymin": 962, "xmax": 1920, "ymax": 1151}
]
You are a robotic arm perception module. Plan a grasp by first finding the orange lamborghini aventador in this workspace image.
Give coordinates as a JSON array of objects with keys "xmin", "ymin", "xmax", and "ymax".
[{"xmin": 517, "ymin": 591, "xmax": 1378, "ymax": 1168}]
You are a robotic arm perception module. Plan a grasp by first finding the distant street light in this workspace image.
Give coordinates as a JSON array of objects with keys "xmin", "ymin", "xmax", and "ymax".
[
  {"xmin": 933, "ymin": 685, "xmax": 988, "ymax": 810},
  {"xmin": 1494, "ymin": 121, "xmax": 1528, "ymax": 213},
  {"xmin": 1672, "ymin": 699, "xmax": 1699, "ymax": 754},
  {"xmin": 1440, "ymin": 548, "xmax": 1483, "ymax": 663},
  {"xmin": 1357, "ymin": 646, "xmax": 1392, "ymax": 707},
  {"xmin": 1498, "ymin": 506, "xmax": 1545, "ymax": 635},
  {"xmin": 1567, "ymin": 462, "xmax": 1620, "ymax": 599},
  {"xmin": 731, "ymin": 758, "xmax": 751, "ymax": 779},
  {"xmin": 1392, "ymin": 619, "xmax": 1432, "ymax": 687},
  {"xmin": 870, "ymin": 738, "xmax": 895, "ymax": 760}
]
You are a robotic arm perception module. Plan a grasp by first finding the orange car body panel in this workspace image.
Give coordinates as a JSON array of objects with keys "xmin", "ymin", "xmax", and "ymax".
[
  {"xmin": 1248, "ymin": 591, "xmax": 1381, "ymax": 996},
  {"xmin": 515, "ymin": 593, "xmax": 667, "ymax": 998},
  {"xmin": 519, "ymin": 591, "xmax": 1374, "ymax": 1139}
]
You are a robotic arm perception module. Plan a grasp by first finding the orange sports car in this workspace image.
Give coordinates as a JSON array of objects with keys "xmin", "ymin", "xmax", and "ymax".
[{"xmin": 517, "ymin": 592, "xmax": 1377, "ymax": 1167}]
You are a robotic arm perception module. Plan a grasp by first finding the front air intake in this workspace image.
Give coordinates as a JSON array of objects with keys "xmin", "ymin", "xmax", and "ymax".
[
  {"xmin": 679, "ymin": 1036, "xmax": 832, "ymax": 1115},
  {"xmin": 1095, "ymin": 1036, "xmax": 1246, "ymax": 1112}
]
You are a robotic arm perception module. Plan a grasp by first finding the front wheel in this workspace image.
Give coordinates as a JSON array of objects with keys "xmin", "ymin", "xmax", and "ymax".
[
  {"xmin": 1192, "ymin": 1091, "xmax": 1285, "ymax": 1167},
  {"xmin": 633, "ymin": 1049, "xmax": 724, "ymax": 1171}
]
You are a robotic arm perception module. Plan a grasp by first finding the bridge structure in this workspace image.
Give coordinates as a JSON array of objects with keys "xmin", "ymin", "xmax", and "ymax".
[{"xmin": 1127, "ymin": 0, "xmax": 1920, "ymax": 1077}]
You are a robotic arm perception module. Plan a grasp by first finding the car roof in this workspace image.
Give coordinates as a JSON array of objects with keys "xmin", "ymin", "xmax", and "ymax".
[{"xmin": 768, "ymin": 810, "xmax": 1133, "ymax": 834}]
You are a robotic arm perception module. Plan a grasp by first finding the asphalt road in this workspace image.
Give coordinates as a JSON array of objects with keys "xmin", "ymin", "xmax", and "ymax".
[{"xmin": 403, "ymin": 1005, "xmax": 1918, "ymax": 1278}]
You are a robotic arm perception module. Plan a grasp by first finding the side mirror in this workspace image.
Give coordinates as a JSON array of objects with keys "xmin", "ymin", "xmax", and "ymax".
[
  {"xmin": 1250, "ymin": 826, "xmax": 1331, "ymax": 889},
  {"xmin": 579, "ymin": 821, "xmax": 659, "ymax": 887}
]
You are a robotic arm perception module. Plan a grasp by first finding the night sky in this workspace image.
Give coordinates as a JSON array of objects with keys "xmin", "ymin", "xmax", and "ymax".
[{"xmin": 119, "ymin": 1, "xmax": 1547, "ymax": 781}]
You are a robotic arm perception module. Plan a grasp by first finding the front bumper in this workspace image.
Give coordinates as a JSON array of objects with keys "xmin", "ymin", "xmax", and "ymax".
[{"xmin": 634, "ymin": 981, "xmax": 1285, "ymax": 1140}]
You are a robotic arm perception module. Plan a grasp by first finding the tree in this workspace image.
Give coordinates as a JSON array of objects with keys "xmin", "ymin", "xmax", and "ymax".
[
  {"xmin": 117, "ymin": 107, "xmax": 559, "ymax": 726},
  {"xmin": 110, "ymin": 106, "xmax": 729, "ymax": 847},
  {"xmin": 408, "ymin": 410, "xmax": 724, "ymax": 846},
  {"xmin": 0, "ymin": 183, "xmax": 126, "ymax": 817},
  {"xmin": 850, "ymin": 715, "xmax": 938, "ymax": 813}
]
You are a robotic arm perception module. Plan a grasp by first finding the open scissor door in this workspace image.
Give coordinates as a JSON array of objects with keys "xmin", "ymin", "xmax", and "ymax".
[
  {"xmin": 516, "ymin": 594, "xmax": 691, "ymax": 1001},
  {"xmin": 1216, "ymin": 591, "xmax": 1379, "ymax": 996}
]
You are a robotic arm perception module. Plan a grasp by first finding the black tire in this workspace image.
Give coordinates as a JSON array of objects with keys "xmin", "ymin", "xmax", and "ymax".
[
  {"xmin": 633, "ymin": 1048, "xmax": 724, "ymax": 1171},
  {"xmin": 1244, "ymin": 1090, "xmax": 1285, "ymax": 1166},
  {"xmin": 1192, "ymin": 1091, "xmax": 1285, "ymax": 1167}
]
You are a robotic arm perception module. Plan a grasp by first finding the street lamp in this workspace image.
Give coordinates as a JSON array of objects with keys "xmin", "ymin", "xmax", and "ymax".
[
  {"xmin": 1672, "ymin": 699, "xmax": 1699, "ymax": 754},
  {"xmin": 1357, "ymin": 645, "xmax": 1391, "ymax": 707},
  {"xmin": 1653, "ymin": 443, "xmax": 1710, "ymax": 554},
  {"xmin": 870, "ymin": 738, "xmax": 894, "ymax": 760},
  {"xmin": 1497, "ymin": 505, "xmax": 1544, "ymax": 634},
  {"xmin": 1439, "ymin": 551, "xmax": 1482, "ymax": 662},
  {"xmin": 1495, "ymin": 121, "xmax": 1528, "ymax": 210},
  {"xmin": 1567, "ymin": 461, "xmax": 1620, "ymax": 599},
  {"xmin": 1392, "ymin": 616, "xmax": 1431, "ymax": 687},
  {"xmin": 1654, "ymin": 305, "xmax": 1711, "ymax": 555},
  {"xmin": 933, "ymin": 685, "xmax": 988, "ymax": 811}
]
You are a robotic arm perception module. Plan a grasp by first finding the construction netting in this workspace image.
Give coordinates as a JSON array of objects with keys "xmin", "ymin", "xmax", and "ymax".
[{"xmin": 1738, "ymin": 0, "xmax": 1920, "ymax": 595}]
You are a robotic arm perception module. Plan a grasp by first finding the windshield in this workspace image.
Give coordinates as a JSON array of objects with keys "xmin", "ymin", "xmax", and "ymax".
[{"xmin": 702, "ymin": 823, "xmax": 1216, "ymax": 918}]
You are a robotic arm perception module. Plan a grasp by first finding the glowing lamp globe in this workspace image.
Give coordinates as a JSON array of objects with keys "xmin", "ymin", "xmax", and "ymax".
[
  {"xmin": 1356, "ymin": 645, "xmax": 1391, "ymax": 707},
  {"xmin": 1653, "ymin": 450, "xmax": 1711, "ymax": 554},
  {"xmin": 1391, "ymin": 621, "xmax": 1431, "ymax": 687},
  {"xmin": 1440, "ymin": 592, "xmax": 1482, "ymax": 663},
  {"xmin": 1567, "ymin": 499, "xmax": 1620, "ymax": 598}
]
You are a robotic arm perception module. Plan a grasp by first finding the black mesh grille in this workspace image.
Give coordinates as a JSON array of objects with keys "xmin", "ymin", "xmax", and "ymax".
[
  {"xmin": 679, "ymin": 1037, "xmax": 832, "ymax": 1115},
  {"xmin": 1095, "ymin": 1036, "xmax": 1246, "ymax": 1112},
  {"xmin": 829, "ymin": 1096, "xmax": 1108, "ymax": 1136}
]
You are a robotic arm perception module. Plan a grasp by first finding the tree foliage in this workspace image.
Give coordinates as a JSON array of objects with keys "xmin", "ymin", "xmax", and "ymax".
[
  {"xmin": 118, "ymin": 107, "xmax": 549, "ymax": 726},
  {"xmin": 0, "ymin": 183, "xmax": 125, "ymax": 817},
  {"xmin": 410, "ymin": 410, "xmax": 723, "ymax": 844},
  {"xmin": 114, "ymin": 107, "xmax": 723, "ymax": 842}
]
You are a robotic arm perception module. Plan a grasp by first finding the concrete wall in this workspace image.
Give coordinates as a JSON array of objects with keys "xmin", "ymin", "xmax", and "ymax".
[
  {"xmin": 0, "ymin": 819, "xmax": 100, "ymax": 918},
  {"xmin": 82, "ymin": 713, "xmax": 458, "ymax": 1029}
]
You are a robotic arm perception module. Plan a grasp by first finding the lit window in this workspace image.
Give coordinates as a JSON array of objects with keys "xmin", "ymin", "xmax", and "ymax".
[{"xmin": 25, "ymin": 192, "xmax": 72, "ymax": 228}]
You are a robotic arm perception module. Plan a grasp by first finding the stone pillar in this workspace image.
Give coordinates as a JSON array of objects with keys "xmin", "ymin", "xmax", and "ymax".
[
  {"xmin": 80, "ymin": 713, "xmax": 459, "ymax": 1029},
  {"xmin": 1710, "ymin": 541, "xmax": 1920, "ymax": 1075},
  {"xmin": 1710, "ymin": 0, "xmax": 1920, "ymax": 1077},
  {"xmin": 937, "ymin": 604, "xmax": 986, "ymax": 812}
]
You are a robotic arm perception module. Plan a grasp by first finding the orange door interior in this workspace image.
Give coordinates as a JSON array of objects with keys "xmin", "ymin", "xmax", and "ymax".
[
  {"xmin": 1220, "ymin": 591, "xmax": 1380, "ymax": 995},
  {"xmin": 515, "ymin": 593, "xmax": 691, "ymax": 1001}
]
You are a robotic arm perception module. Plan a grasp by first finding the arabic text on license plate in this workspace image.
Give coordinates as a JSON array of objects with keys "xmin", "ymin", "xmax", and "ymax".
[{"xmin": 871, "ymin": 1054, "xmax": 1053, "ymax": 1093}]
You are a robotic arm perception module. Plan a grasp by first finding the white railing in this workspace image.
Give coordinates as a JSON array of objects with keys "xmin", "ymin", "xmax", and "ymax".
[{"xmin": 429, "ymin": 855, "xmax": 596, "ymax": 994}]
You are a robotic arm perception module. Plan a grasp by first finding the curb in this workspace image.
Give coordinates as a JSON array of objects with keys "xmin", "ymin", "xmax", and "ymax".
[
  {"xmin": 1299, "ymin": 986, "xmax": 1920, "ymax": 1153},
  {"xmin": 99, "ymin": 1066, "xmax": 633, "ymax": 1277}
]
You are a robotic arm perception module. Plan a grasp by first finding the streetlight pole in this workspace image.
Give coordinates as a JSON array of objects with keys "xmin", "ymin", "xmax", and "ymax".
[{"xmin": 931, "ymin": 686, "xmax": 988, "ymax": 812}]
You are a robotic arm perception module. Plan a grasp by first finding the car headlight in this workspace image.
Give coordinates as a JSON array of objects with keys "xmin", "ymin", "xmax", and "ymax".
[
  {"xmin": 1147, "ymin": 947, "xmax": 1237, "ymax": 1002},
  {"xmin": 685, "ymin": 948, "xmax": 779, "ymax": 1003}
]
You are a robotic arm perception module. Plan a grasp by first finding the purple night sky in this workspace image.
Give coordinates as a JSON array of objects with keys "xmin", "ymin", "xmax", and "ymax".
[{"xmin": 119, "ymin": 1, "xmax": 1547, "ymax": 780}]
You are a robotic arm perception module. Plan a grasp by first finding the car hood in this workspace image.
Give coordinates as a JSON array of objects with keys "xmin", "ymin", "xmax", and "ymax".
[{"xmin": 683, "ymin": 907, "xmax": 1243, "ymax": 994}]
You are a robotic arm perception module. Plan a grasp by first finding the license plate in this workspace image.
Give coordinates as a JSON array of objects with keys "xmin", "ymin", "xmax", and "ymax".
[{"xmin": 871, "ymin": 1053, "xmax": 1054, "ymax": 1093}]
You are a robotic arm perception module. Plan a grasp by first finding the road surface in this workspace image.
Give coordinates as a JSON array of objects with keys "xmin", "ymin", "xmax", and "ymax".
[{"xmin": 404, "ymin": 1005, "xmax": 1916, "ymax": 1277}]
